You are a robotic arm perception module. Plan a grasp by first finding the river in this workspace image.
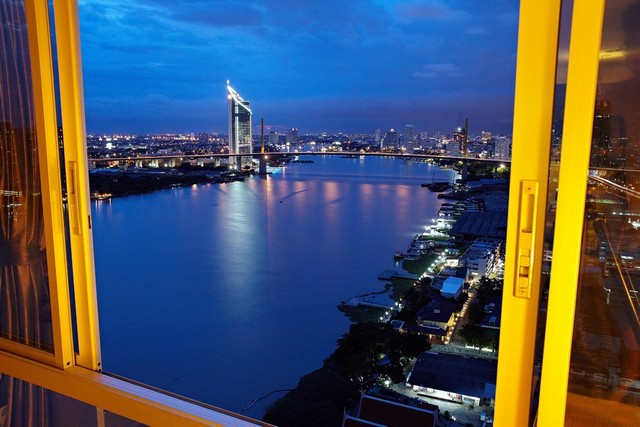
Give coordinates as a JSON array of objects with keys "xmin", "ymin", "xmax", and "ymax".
[{"xmin": 91, "ymin": 155, "xmax": 456, "ymax": 420}]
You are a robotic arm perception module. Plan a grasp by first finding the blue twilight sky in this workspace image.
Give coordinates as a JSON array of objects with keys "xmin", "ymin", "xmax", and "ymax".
[{"xmin": 78, "ymin": 0, "xmax": 519, "ymax": 135}]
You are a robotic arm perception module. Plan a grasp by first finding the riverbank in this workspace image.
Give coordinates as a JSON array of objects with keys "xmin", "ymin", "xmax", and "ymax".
[{"xmin": 88, "ymin": 168, "xmax": 243, "ymax": 198}]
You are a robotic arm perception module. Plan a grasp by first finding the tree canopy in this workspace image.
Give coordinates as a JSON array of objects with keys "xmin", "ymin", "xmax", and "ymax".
[
  {"xmin": 329, "ymin": 322, "xmax": 429, "ymax": 390},
  {"xmin": 264, "ymin": 322, "xmax": 431, "ymax": 426},
  {"xmin": 459, "ymin": 323, "xmax": 499, "ymax": 351},
  {"xmin": 262, "ymin": 368, "xmax": 359, "ymax": 427},
  {"xmin": 474, "ymin": 276, "xmax": 503, "ymax": 304}
]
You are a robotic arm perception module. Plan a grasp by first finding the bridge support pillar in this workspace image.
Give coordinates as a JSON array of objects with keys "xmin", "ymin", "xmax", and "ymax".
[{"xmin": 259, "ymin": 157, "xmax": 267, "ymax": 175}]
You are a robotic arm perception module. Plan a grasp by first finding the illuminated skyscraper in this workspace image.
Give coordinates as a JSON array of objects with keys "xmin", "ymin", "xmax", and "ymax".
[
  {"xmin": 286, "ymin": 128, "xmax": 298, "ymax": 145},
  {"xmin": 382, "ymin": 129, "xmax": 399, "ymax": 151},
  {"xmin": 227, "ymin": 81, "xmax": 252, "ymax": 169},
  {"xmin": 269, "ymin": 131, "xmax": 279, "ymax": 147},
  {"xmin": 494, "ymin": 136, "xmax": 511, "ymax": 160}
]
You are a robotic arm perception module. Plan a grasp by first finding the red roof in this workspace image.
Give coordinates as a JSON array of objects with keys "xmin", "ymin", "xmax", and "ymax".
[
  {"xmin": 343, "ymin": 416, "xmax": 385, "ymax": 427},
  {"xmin": 356, "ymin": 395, "xmax": 437, "ymax": 427}
]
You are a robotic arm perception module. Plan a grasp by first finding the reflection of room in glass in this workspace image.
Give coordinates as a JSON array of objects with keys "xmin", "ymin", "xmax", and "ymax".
[
  {"xmin": 594, "ymin": 2, "xmax": 640, "ymax": 173},
  {"xmin": 566, "ymin": 1, "xmax": 640, "ymax": 423},
  {"xmin": 0, "ymin": 0, "xmax": 53, "ymax": 353},
  {"xmin": 1, "ymin": 1, "xmax": 55, "ymax": 425}
]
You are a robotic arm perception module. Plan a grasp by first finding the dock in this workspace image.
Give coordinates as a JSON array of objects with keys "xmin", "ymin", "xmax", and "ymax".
[{"xmin": 378, "ymin": 269, "xmax": 418, "ymax": 281}]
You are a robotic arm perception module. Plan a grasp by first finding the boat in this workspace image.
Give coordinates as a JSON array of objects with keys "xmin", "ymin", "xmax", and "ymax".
[{"xmin": 421, "ymin": 182, "xmax": 452, "ymax": 192}]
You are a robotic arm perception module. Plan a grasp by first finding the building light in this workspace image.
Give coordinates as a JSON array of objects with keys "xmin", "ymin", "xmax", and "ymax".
[{"xmin": 599, "ymin": 49, "xmax": 624, "ymax": 60}]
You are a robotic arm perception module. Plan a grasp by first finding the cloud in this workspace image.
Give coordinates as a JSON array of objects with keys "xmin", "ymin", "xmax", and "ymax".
[
  {"xmin": 391, "ymin": 1, "xmax": 469, "ymax": 22},
  {"xmin": 78, "ymin": 0, "xmax": 518, "ymax": 134},
  {"xmin": 145, "ymin": 94, "xmax": 171, "ymax": 105},
  {"xmin": 170, "ymin": 3, "xmax": 264, "ymax": 28},
  {"xmin": 465, "ymin": 26, "xmax": 488, "ymax": 35},
  {"xmin": 496, "ymin": 11, "xmax": 520, "ymax": 26},
  {"xmin": 413, "ymin": 63, "xmax": 465, "ymax": 79}
]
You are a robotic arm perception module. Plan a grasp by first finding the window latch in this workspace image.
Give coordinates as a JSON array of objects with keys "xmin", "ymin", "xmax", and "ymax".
[{"xmin": 515, "ymin": 180, "xmax": 538, "ymax": 299}]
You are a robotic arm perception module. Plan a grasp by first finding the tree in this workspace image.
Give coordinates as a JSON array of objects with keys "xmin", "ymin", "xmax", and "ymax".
[
  {"xmin": 394, "ymin": 306, "xmax": 417, "ymax": 323},
  {"xmin": 416, "ymin": 276, "xmax": 432, "ymax": 287},
  {"xmin": 396, "ymin": 332, "xmax": 430, "ymax": 359},
  {"xmin": 263, "ymin": 367, "xmax": 359, "ymax": 427},
  {"xmin": 474, "ymin": 276, "xmax": 503, "ymax": 304},
  {"xmin": 456, "ymin": 292, "xmax": 469, "ymax": 311},
  {"xmin": 487, "ymin": 329, "xmax": 500, "ymax": 351},
  {"xmin": 393, "ymin": 287, "xmax": 430, "ymax": 324},
  {"xmin": 328, "ymin": 322, "xmax": 430, "ymax": 390},
  {"xmin": 467, "ymin": 302, "xmax": 485, "ymax": 324},
  {"xmin": 459, "ymin": 323, "xmax": 488, "ymax": 348}
]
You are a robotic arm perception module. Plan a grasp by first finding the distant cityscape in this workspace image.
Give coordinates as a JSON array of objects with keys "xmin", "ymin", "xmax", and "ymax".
[
  {"xmin": 85, "ymin": 129, "xmax": 512, "ymax": 163},
  {"xmin": 85, "ymin": 82, "xmax": 512, "ymax": 166}
]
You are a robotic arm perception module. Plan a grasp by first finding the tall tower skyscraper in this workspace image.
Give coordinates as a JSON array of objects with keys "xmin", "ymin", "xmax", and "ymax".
[{"xmin": 227, "ymin": 81, "xmax": 252, "ymax": 169}]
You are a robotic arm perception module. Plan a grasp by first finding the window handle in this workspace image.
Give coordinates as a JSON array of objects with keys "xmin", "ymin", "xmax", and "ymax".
[
  {"xmin": 68, "ymin": 161, "xmax": 82, "ymax": 236},
  {"xmin": 516, "ymin": 180, "xmax": 538, "ymax": 298}
]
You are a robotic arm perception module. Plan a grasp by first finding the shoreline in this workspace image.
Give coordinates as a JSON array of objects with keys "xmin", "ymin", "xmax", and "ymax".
[{"xmin": 88, "ymin": 167, "xmax": 245, "ymax": 199}]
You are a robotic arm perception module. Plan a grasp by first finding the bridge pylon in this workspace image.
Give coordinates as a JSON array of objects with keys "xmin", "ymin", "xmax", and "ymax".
[{"xmin": 259, "ymin": 117, "xmax": 268, "ymax": 175}]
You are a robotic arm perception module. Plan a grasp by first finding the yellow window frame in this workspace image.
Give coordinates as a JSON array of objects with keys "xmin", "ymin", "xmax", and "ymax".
[
  {"xmin": 495, "ymin": 0, "xmax": 562, "ymax": 424},
  {"xmin": 497, "ymin": 0, "xmax": 608, "ymax": 425},
  {"xmin": 0, "ymin": 0, "xmax": 75, "ymax": 369},
  {"xmin": 53, "ymin": 0, "xmax": 102, "ymax": 371},
  {"xmin": 538, "ymin": 0, "xmax": 606, "ymax": 424}
]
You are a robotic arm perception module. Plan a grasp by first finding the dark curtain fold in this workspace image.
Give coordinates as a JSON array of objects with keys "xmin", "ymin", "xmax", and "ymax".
[{"xmin": 1, "ymin": 0, "xmax": 54, "ymax": 426}]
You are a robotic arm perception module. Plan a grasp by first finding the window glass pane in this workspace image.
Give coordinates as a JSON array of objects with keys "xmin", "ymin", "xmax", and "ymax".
[
  {"xmin": 104, "ymin": 410, "xmax": 147, "ymax": 427},
  {"xmin": 0, "ymin": 372, "xmax": 148, "ymax": 426},
  {"xmin": 79, "ymin": 0, "xmax": 525, "ymax": 424},
  {"xmin": 0, "ymin": 0, "xmax": 54, "ymax": 352},
  {"xmin": 0, "ymin": 373, "xmax": 96, "ymax": 426},
  {"xmin": 565, "ymin": 0, "xmax": 640, "ymax": 424}
]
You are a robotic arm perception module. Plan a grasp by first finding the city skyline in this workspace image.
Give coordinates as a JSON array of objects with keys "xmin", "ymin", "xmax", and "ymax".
[{"xmin": 79, "ymin": 1, "xmax": 519, "ymax": 135}]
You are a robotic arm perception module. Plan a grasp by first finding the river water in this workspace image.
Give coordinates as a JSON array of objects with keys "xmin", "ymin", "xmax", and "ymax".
[{"xmin": 91, "ymin": 155, "xmax": 455, "ymax": 419}]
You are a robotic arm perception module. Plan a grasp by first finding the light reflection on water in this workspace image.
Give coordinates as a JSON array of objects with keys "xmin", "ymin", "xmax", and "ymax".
[{"xmin": 91, "ymin": 156, "xmax": 455, "ymax": 419}]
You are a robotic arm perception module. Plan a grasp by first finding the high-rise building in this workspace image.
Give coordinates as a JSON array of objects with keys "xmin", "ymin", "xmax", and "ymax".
[
  {"xmin": 375, "ymin": 128, "xmax": 381, "ymax": 144},
  {"xmin": 405, "ymin": 124, "xmax": 416, "ymax": 152},
  {"xmin": 382, "ymin": 129, "xmax": 399, "ymax": 151},
  {"xmin": 446, "ymin": 139, "xmax": 460, "ymax": 156},
  {"xmin": 451, "ymin": 128, "xmax": 466, "ymax": 155},
  {"xmin": 226, "ymin": 81, "xmax": 252, "ymax": 169},
  {"xmin": 269, "ymin": 131, "xmax": 279, "ymax": 147},
  {"xmin": 286, "ymin": 128, "xmax": 298, "ymax": 145},
  {"xmin": 591, "ymin": 99, "xmax": 626, "ymax": 169},
  {"xmin": 494, "ymin": 136, "xmax": 511, "ymax": 160}
]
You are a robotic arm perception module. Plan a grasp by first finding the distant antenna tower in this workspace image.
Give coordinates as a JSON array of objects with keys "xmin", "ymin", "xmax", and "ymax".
[
  {"xmin": 462, "ymin": 117, "xmax": 469, "ymax": 182},
  {"xmin": 261, "ymin": 117, "xmax": 265, "ymax": 154}
]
